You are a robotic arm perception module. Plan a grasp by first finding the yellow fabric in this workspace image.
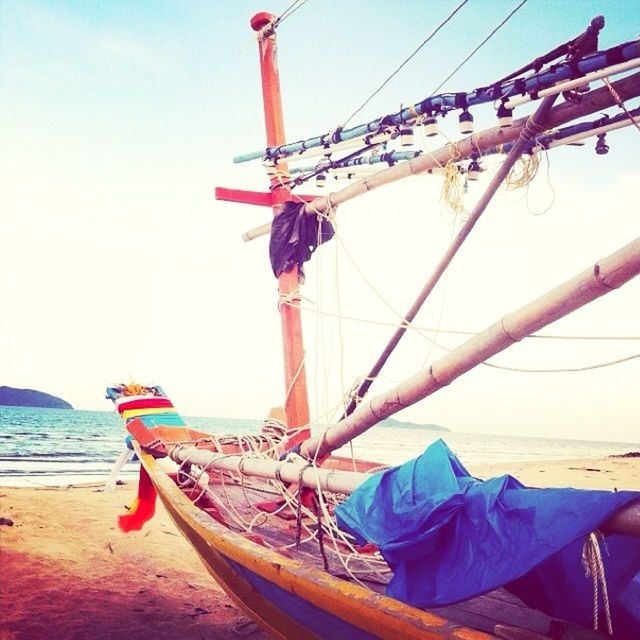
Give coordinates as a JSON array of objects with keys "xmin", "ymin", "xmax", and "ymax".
[{"xmin": 121, "ymin": 407, "xmax": 177, "ymax": 420}]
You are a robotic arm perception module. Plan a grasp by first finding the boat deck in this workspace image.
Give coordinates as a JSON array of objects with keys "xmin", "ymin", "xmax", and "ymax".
[{"xmin": 181, "ymin": 473, "xmax": 610, "ymax": 640}]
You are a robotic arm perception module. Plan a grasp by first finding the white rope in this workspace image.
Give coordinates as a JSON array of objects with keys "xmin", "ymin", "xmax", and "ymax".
[
  {"xmin": 341, "ymin": 0, "xmax": 472, "ymax": 128},
  {"xmin": 581, "ymin": 531, "xmax": 613, "ymax": 635}
]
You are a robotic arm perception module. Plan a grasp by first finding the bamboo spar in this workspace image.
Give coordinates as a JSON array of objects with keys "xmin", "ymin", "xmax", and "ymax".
[
  {"xmin": 166, "ymin": 444, "xmax": 640, "ymax": 536},
  {"xmin": 342, "ymin": 94, "xmax": 558, "ymax": 419},
  {"xmin": 300, "ymin": 236, "xmax": 640, "ymax": 460},
  {"xmin": 242, "ymin": 71, "xmax": 640, "ymax": 241}
]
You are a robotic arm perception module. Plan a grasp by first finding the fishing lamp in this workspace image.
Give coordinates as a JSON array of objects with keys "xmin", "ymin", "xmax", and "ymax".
[
  {"xmin": 467, "ymin": 159, "xmax": 482, "ymax": 181},
  {"xmin": 497, "ymin": 103, "xmax": 513, "ymax": 128},
  {"xmin": 423, "ymin": 116, "xmax": 439, "ymax": 137},
  {"xmin": 458, "ymin": 110, "xmax": 474, "ymax": 135},
  {"xmin": 595, "ymin": 133, "xmax": 609, "ymax": 155},
  {"xmin": 316, "ymin": 173, "xmax": 327, "ymax": 187},
  {"xmin": 400, "ymin": 127, "xmax": 414, "ymax": 147}
]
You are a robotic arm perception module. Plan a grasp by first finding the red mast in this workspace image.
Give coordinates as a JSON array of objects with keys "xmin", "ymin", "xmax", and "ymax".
[{"xmin": 250, "ymin": 12, "xmax": 310, "ymax": 434}]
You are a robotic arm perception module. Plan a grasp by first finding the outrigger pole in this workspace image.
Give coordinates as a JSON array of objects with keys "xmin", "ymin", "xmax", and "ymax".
[
  {"xmin": 299, "ymin": 235, "xmax": 640, "ymax": 460},
  {"xmin": 341, "ymin": 93, "xmax": 558, "ymax": 419}
]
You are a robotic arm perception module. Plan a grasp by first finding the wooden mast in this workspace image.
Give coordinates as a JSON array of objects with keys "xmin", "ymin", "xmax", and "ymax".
[{"xmin": 250, "ymin": 12, "xmax": 310, "ymax": 434}]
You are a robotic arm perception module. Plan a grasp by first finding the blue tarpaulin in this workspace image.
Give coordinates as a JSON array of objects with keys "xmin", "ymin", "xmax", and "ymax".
[{"xmin": 335, "ymin": 440, "xmax": 640, "ymax": 635}]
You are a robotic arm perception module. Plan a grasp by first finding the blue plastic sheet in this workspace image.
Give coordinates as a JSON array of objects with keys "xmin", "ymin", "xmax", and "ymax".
[{"xmin": 335, "ymin": 440, "xmax": 640, "ymax": 635}]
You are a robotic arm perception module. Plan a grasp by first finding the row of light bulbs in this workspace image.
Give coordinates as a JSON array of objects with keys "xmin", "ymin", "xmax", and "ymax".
[
  {"xmin": 311, "ymin": 105, "xmax": 612, "ymax": 188},
  {"xmin": 313, "ymin": 134, "xmax": 610, "ymax": 188},
  {"xmin": 397, "ymin": 104, "xmax": 515, "ymax": 146},
  {"xmin": 314, "ymin": 157, "xmax": 485, "ymax": 187}
]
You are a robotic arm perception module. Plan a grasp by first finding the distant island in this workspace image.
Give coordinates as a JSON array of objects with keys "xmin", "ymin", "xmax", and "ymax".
[
  {"xmin": 0, "ymin": 386, "xmax": 73, "ymax": 409},
  {"xmin": 378, "ymin": 417, "xmax": 449, "ymax": 432}
]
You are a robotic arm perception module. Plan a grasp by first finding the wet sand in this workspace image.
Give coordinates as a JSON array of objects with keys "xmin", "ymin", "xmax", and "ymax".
[{"xmin": 1, "ymin": 455, "xmax": 638, "ymax": 639}]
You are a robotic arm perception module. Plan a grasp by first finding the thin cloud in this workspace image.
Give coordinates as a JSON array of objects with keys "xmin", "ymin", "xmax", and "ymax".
[{"xmin": 7, "ymin": 2, "xmax": 170, "ymax": 76}]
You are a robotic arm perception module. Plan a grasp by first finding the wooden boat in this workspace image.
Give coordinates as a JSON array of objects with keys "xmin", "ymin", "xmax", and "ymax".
[{"xmin": 109, "ymin": 10, "xmax": 640, "ymax": 640}]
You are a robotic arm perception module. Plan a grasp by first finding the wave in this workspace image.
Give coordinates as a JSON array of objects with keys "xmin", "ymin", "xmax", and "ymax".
[
  {"xmin": 0, "ymin": 459, "xmax": 138, "ymax": 475},
  {"xmin": 0, "ymin": 451, "xmax": 111, "ymax": 459}
]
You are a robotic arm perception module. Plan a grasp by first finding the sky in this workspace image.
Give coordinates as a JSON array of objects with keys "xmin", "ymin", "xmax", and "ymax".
[{"xmin": 1, "ymin": 0, "xmax": 639, "ymax": 443}]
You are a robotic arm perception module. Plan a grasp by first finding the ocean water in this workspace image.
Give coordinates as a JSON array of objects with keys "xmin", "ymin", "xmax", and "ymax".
[{"xmin": 1, "ymin": 405, "xmax": 638, "ymax": 487}]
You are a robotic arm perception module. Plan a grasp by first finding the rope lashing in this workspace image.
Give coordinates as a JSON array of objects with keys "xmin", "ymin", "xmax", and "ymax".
[
  {"xmin": 602, "ymin": 76, "xmax": 640, "ymax": 135},
  {"xmin": 278, "ymin": 287, "xmax": 307, "ymax": 311},
  {"xmin": 581, "ymin": 531, "xmax": 613, "ymax": 635},
  {"xmin": 346, "ymin": 376, "xmax": 376, "ymax": 409},
  {"xmin": 295, "ymin": 461, "xmax": 313, "ymax": 548},
  {"xmin": 314, "ymin": 197, "xmax": 338, "ymax": 226}
]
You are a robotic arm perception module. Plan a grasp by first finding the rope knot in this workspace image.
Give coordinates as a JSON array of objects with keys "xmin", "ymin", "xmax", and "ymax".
[{"xmin": 278, "ymin": 287, "xmax": 309, "ymax": 311}]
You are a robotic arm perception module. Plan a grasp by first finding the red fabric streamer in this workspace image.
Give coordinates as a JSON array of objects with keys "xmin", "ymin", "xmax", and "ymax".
[
  {"xmin": 116, "ymin": 397, "xmax": 174, "ymax": 413},
  {"xmin": 118, "ymin": 466, "xmax": 157, "ymax": 532}
]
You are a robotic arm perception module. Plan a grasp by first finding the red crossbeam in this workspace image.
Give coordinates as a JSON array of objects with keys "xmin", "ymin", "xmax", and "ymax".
[{"xmin": 215, "ymin": 186, "xmax": 318, "ymax": 207}]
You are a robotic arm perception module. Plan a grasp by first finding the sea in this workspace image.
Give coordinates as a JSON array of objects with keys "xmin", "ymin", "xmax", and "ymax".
[{"xmin": 1, "ymin": 406, "xmax": 638, "ymax": 487}]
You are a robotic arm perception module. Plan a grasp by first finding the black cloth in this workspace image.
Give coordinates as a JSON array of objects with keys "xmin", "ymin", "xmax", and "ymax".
[{"xmin": 269, "ymin": 201, "xmax": 335, "ymax": 277}]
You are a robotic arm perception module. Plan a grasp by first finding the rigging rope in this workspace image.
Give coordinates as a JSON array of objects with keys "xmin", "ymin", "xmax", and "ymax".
[
  {"xmin": 341, "ymin": 0, "xmax": 471, "ymax": 128},
  {"xmin": 429, "ymin": 0, "xmax": 529, "ymax": 96},
  {"xmin": 286, "ymin": 296, "xmax": 640, "ymax": 341},
  {"xmin": 272, "ymin": 0, "xmax": 311, "ymax": 30},
  {"xmin": 483, "ymin": 352, "xmax": 640, "ymax": 373}
]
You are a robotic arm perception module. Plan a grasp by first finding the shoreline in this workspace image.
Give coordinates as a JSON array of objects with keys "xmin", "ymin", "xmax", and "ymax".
[
  {"xmin": 2, "ymin": 451, "xmax": 638, "ymax": 490},
  {"xmin": 1, "ymin": 455, "xmax": 638, "ymax": 639}
]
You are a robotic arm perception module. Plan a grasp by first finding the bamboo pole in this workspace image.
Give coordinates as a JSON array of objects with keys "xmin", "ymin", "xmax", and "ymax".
[
  {"xmin": 169, "ymin": 444, "xmax": 365, "ymax": 494},
  {"xmin": 503, "ymin": 57, "xmax": 640, "ymax": 109},
  {"xmin": 167, "ymin": 441, "xmax": 640, "ymax": 538},
  {"xmin": 300, "ymin": 236, "xmax": 640, "ymax": 460},
  {"xmin": 242, "ymin": 71, "xmax": 640, "ymax": 241},
  {"xmin": 342, "ymin": 94, "xmax": 558, "ymax": 419}
]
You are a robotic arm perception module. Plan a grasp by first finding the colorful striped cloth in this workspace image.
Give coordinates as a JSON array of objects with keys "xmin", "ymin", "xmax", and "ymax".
[
  {"xmin": 107, "ymin": 386, "xmax": 186, "ymax": 428},
  {"xmin": 106, "ymin": 384, "xmax": 187, "ymax": 532}
]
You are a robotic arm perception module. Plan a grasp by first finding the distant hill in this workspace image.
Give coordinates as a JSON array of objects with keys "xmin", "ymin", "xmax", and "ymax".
[
  {"xmin": 0, "ymin": 386, "xmax": 73, "ymax": 409},
  {"xmin": 378, "ymin": 417, "xmax": 449, "ymax": 432}
]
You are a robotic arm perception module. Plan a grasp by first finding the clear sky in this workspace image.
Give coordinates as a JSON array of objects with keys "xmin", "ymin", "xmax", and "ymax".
[{"xmin": 1, "ymin": 1, "xmax": 639, "ymax": 442}]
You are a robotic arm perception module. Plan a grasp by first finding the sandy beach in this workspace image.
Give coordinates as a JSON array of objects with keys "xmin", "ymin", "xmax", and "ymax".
[{"xmin": 1, "ymin": 455, "xmax": 638, "ymax": 640}]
